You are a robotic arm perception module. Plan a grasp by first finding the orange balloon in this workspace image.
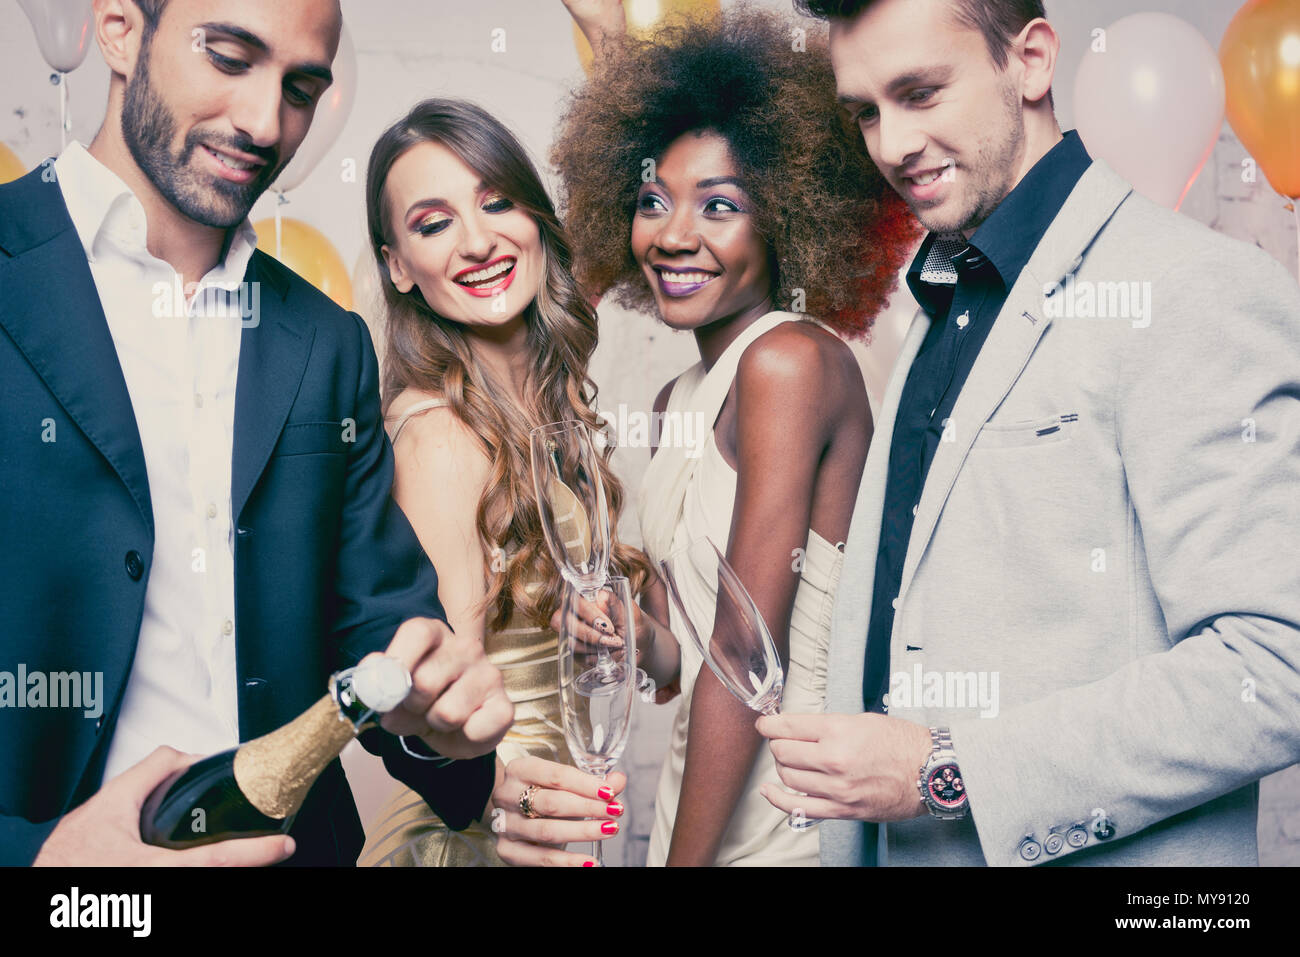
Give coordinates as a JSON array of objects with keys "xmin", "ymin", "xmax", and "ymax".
[
  {"xmin": 1220, "ymin": 0, "xmax": 1300, "ymax": 198},
  {"xmin": 573, "ymin": 0, "xmax": 722, "ymax": 75},
  {"xmin": 0, "ymin": 143, "xmax": 27, "ymax": 185},
  {"xmin": 252, "ymin": 216, "xmax": 353, "ymax": 311}
]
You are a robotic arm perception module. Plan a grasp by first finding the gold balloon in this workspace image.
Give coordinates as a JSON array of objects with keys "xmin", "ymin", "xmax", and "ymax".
[
  {"xmin": 1220, "ymin": 0, "xmax": 1300, "ymax": 198},
  {"xmin": 252, "ymin": 216, "xmax": 354, "ymax": 311},
  {"xmin": 0, "ymin": 143, "xmax": 28, "ymax": 185},
  {"xmin": 573, "ymin": 0, "xmax": 722, "ymax": 75}
]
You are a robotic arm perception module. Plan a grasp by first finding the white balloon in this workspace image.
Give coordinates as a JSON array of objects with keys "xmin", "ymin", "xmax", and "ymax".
[
  {"xmin": 274, "ymin": 22, "xmax": 357, "ymax": 193},
  {"xmin": 1073, "ymin": 12, "xmax": 1224, "ymax": 210},
  {"xmin": 18, "ymin": 0, "xmax": 94, "ymax": 74}
]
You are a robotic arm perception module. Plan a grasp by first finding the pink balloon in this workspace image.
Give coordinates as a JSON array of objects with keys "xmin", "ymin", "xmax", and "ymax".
[
  {"xmin": 18, "ymin": 0, "xmax": 94, "ymax": 74},
  {"xmin": 274, "ymin": 22, "xmax": 357, "ymax": 194},
  {"xmin": 1073, "ymin": 12, "xmax": 1225, "ymax": 210}
]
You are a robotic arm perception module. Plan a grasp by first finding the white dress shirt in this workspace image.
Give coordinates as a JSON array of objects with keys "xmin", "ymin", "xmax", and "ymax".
[{"xmin": 52, "ymin": 142, "xmax": 259, "ymax": 782}]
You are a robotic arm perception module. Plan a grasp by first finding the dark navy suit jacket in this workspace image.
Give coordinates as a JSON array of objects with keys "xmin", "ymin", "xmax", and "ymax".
[{"xmin": 0, "ymin": 165, "xmax": 494, "ymax": 865}]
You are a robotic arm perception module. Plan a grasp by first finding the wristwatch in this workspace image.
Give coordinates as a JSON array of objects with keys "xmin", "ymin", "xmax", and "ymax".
[{"xmin": 917, "ymin": 726, "xmax": 969, "ymax": 820}]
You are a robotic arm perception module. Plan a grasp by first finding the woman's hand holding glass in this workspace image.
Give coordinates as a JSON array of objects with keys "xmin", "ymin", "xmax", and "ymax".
[
  {"xmin": 492, "ymin": 756, "xmax": 626, "ymax": 867},
  {"xmin": 549, "ymin": 587, "xmax": 675, "ymax": 701}
]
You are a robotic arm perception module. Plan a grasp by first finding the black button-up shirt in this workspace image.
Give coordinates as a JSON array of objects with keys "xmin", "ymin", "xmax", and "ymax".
[{"xmin": 862, "ymin": 130, "xmax": 1093, "ymax": 711}]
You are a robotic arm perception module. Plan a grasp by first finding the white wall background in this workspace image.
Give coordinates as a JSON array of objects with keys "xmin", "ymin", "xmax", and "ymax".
[{"xmin": 3, "ymin": 0, "xmax": 1295, "ymax": 865}]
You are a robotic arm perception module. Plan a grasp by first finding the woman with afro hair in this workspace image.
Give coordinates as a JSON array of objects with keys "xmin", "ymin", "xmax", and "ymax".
[{"xmin": 512, "ymin": 0, "xmax": 919, "ymax": 866}]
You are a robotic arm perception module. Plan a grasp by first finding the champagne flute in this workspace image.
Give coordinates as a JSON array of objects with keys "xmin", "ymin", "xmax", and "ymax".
[
  {"xmin": 557, "ymin": 576, "xmax": 637, "ymax": 867},
  {"xmin": 658, "ymin": 536, "xmax": 816, "ymax": 831},
  {"xmin": 530, "ymin": 419, "xmax": 649, "ymax": 693},
  {"xmin": 529, "ymin": 419, "xmax": 610, "ymax": 597}
]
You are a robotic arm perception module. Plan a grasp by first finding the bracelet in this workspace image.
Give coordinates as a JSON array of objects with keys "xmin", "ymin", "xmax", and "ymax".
[{"xmin": 400, "ymin": 735, "xmax": 456, "ymax": 767}]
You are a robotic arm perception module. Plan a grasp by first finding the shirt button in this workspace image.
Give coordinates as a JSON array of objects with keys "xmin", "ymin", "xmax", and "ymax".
[
  {"xmin": 891, "ymin": 597, "xmax": 900, "ymax": 610},
  {"xmin": 194, "ymin": 393, "xmax": 204, "ymax": 409},
  {"xmin": 956, "ymin": 311, "xmax": 970, "ymax": 329},
  {"xmin": 223, "ymin": 619, "xmax": 233, "ymax": 636},
  {"xmin": 207, "ymin": 503, "xmax": 218, "ymax": 519},
  {"xmin": 912, "ymin": 504, "xmax": 919, "ymax": 516}
]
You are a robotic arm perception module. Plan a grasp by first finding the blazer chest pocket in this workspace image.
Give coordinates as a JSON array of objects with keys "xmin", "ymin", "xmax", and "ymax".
[
  {"xmin": 972, "ymin": 412, "xmax": 1078, "ymax": 450},
  {"xmin": 273, "ymin": 421, "xmax": 351, "ymax": 457}
]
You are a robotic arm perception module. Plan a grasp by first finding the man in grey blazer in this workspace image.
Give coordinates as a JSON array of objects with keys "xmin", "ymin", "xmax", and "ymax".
[{"xmin": 758, "ymin": 0, "xmax": 1300, "ymax": 865}]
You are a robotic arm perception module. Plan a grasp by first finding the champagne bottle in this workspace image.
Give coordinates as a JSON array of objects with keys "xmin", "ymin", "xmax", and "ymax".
[{"xmin": 139, "ymin": 656, "xmax": 412, "ymax": 849}]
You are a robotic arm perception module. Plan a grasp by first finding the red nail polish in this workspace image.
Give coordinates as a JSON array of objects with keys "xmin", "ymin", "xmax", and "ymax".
[
  {"xmin": 601, "ymin": 821, "xmax": 619, "ymax": 835},
  {"xmin": 583, "ymin": 860, "xmax": 596, "ymax": 867},
  {"xmin": 597, "ymin": 786, "xmax": 614, "ymax": 800},
  {"xmin": 607, "ymin": 802, "xmax": 624, "ymax": 817}
]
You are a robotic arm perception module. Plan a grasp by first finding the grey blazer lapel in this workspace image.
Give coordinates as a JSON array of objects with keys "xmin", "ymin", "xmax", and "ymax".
[{"xmin": 898, "ymin": 160, "xmax": 1134, "ymax": 600}]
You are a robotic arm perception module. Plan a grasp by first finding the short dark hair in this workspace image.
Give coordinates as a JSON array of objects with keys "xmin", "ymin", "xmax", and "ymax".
[{"xmin": 796, "ymin": 0, "xmax": 1047, "ymax": 71}]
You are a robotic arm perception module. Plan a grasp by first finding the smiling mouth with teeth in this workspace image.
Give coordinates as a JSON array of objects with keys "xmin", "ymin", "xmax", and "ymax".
[
  {"xmin": 456, "ymin": 258, "xmax": 515, "ymax": 288},
  {"xmin": 202, "ymin": 145, "xmax": 260, "ymax": 173},
  {"xmin": 657, "ymin": 269, "xmax": 719, "ymax": 284}
]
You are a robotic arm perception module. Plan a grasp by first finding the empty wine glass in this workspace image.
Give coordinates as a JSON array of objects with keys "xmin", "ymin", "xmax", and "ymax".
[
  {"xmin": 529, "ymin": 420, "xmax": 610, "ymax": 597},
  {"xmin": 557, "ymin": 576, "xmax": 637, "ymax": 867},
  {"xmin": 658, "ymin": 536, "xmax": 816, "ymax": 831},
  {"xmin": 530, "ymin": 419, "xmax": 648, "ymax": 694}
]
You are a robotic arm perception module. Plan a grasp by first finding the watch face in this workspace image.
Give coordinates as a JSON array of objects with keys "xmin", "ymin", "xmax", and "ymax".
[{"xmin": 926, "ymin": 764, "xmax": 966, "ymax": 810}]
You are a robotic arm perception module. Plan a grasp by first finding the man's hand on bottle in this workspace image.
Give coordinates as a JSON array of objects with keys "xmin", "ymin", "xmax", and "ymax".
[
  {"xmin": 377, "ymin": 617, "xmax": 514, "ymax": 760},
  {"xmin": 33, "ymin": 747, "xmax": 297, "ymax": 866}
]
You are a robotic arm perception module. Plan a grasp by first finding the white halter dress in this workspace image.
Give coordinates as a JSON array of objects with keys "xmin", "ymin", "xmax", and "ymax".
[{"xmin": 638, "ymin": 311, "xmax": 844, "ymax": 867}]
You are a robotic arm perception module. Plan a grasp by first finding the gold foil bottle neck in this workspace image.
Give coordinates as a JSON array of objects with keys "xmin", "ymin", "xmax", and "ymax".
[{"xmin": 232, "ymin": 695, "xmax": 358, "ymax": 819}]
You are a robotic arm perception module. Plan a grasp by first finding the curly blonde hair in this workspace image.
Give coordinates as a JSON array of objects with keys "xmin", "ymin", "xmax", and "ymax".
[
  {"xmin": 366, "ymin": 99, "xmax": 652, "ymax": 630},
  {"xmin": 552, "ymin": 5, "xmax": 919, "ymax": 339}
]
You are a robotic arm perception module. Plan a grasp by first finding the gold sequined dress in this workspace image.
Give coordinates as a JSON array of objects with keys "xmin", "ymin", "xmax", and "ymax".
[{"xmin": 357, "ymin": 397, "xmax": 571, "ymax": 867}]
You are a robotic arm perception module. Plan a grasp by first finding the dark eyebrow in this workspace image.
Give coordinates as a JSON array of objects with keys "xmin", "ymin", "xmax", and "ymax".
[
  {"xmin": 200, "ymin": 22, "xmax": 269, "ymax": 52},
  {"xmin": 199, "ymin": 22, "xmax": 334, "ymax": 85},
  {"xmin": 640, "ymin": 176, "xmax": 745, "ymax": 191},
  {"xmin": 838, "ymin": 67, "xmax": 955, "ymax": 105},
  {"xmin": 886, "ymin": 67, "xmax": 954, "ymax": 95}
]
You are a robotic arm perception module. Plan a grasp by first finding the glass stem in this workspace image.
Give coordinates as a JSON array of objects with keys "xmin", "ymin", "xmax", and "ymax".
[
  {"xmin": 761, "ymin": 702, "xmax": 817, "ymax": 829},
  {"xmin": 593, "ymin": 769, "xmax": 608, "ymax": 867}
]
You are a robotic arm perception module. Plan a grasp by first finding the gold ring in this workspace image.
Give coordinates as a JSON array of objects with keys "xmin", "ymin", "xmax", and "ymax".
[{"xmin": 519, "ymin": 784, "xmax": 541, "ymax": 819}]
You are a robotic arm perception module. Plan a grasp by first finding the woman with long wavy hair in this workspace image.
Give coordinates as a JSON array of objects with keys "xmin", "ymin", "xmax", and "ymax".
[{"xmin": 355, "ymin": 98, "xmax": 652, "ymax": 867}]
